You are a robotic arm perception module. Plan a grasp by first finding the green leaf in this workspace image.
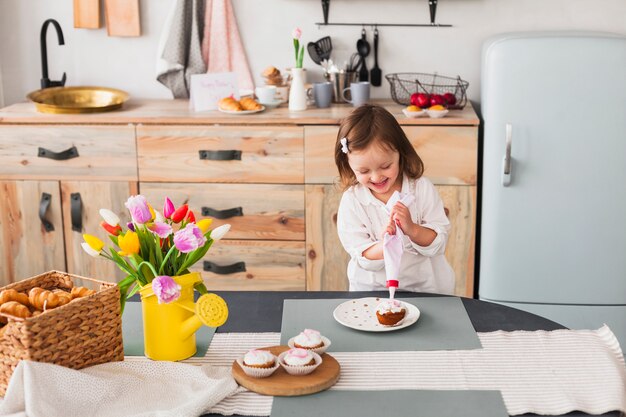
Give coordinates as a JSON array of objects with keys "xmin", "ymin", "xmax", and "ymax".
[
  {"xmin": 127, "ymin": 282, "xmax": 142, "ymax": 298},
  {"xmin": 194, "ymin": 282, "xmax": 209, "ymax": 295}
]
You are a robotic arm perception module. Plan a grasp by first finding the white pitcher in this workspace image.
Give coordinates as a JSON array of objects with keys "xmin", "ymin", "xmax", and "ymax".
[{"xmin": 288, "ymin": 68, "xmax": 307, "ymax": 111}]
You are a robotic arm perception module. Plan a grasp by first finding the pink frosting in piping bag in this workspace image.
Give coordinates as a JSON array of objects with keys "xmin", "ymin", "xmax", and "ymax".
[{"xmin": 383, "ymin": 191, "xmax": 415, "ymax": 299}]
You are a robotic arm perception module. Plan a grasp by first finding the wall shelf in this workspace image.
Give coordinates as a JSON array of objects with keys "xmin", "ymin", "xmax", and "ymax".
[{"xmin": 316, "ymin": 0, "xmax": 452, "ymax": 28}]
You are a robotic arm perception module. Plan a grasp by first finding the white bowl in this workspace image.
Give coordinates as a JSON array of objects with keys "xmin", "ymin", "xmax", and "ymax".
[
  {"xmin": 426, "ymin": 109, "xmax": 449, "ymax": 118},
  {"xmin": 402, "ymin": 108, "xmax": 427, "ymax": 118},
  {"xmin": 287, "ymin": 336, "xmax": 331, "ymax": 355}
]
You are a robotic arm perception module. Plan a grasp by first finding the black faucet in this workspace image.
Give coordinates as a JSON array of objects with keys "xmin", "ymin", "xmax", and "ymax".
[{"xmin": 40, "ymin": 19, "xmax": 67, "ymax": 89}]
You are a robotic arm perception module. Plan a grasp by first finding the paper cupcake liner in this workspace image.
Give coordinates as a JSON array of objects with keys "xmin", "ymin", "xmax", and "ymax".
[
  {"xmin": 278, "ymin": 350, "xmax": 323, "ymax": 375},
  {"xmin": 236, "ymin": 356, "xmax": 280, "ymax": 378},
  {"xmin": 287, "ymin": 336, "xmax": 332, "ymax": 355}
]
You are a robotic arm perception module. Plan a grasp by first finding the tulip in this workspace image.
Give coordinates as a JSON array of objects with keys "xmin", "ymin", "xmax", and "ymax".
[
  {"xmin": 118, "ymin": 231, "xmax": 140, "ymax": 256},
  {"xmin": 186, "ymin": 210, "xmax": 196, "ymax": 223},
  {"xmin": 127, "ymin": 222, "xmax": 135, "ymax": 232},
  {"xmin": 81, "ymin": 242, "xmax": 101, "ymax": 257},
  {"xmin": 155, "ymin": 210, "xmax": 165, "ymax": 223},
  {"xmin": 99, "ymin": 209, "xmax": 120, "ymax": 227},
  {"xmin": 173, "ymin": 223, "xmax": 207, "ymax": 253},
  {"xmin": 148, "ymin": 204, "xmax": 156, "ymax": 221},
  {"xmin": 163, "ymin": 197, "xmax": 175, "ymax": 219},
  {"xmin": 196, "ymin": 218, "xmax": 213, "ymax": 233},
  {"xmin": 210, "ymin": 224, "xmax": 231, "ymax": 241},
  {"xmin": 148, "ymin": 221, "xmax": 172, "ymax": 239},
  {"xmin": 292, "ymin": 27, "xmax": 302, "ymax": 40},
  {"xmin": 83, "ymin": 234, "xmax": 104, "ymax": 252},
  {"xmin": 100, "ymin": 221, "xmax": 122, "ymax": 236},
  {"xmin": 152, "ymin": 276, "xmax": 181, "ymax": 304},
  {"xmin": 125, "ymin": 195, "xmax": 151, "ymax": 225},
  {"xmin": 171, "ymin": 204, "xmax": 188, "ymax": 223}
]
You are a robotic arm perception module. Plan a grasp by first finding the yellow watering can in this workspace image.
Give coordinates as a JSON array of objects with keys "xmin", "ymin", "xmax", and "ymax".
[{"xmin": 139, "ymin": 272, "xmax": 228, "ymax": 361}]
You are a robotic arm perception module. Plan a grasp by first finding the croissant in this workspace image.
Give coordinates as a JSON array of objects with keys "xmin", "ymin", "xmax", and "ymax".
[
  {"xmin": 240, "ymin": 97, "xmax": 263, "ymax": 111},
  {"xmin": 52, "ymin": 289, "xmax": 72, "ymax": 306},
  {"xmin": 71, "ymin": 286, "xmax": 96, "ymax": 299},
  {"xmin": 0, "ymin": 289, "xmax": 30, "ymax": 307},
  {"xmin": 219, "ymin": 97, "xmax": 243, "ymax": 112},
  {"xmin": 28, "ymin": 287, "xmax": 60, "ymax": 311},
  {"xmin": 0, "ymin": 301, "xmax": 32, "ymax": 319}
]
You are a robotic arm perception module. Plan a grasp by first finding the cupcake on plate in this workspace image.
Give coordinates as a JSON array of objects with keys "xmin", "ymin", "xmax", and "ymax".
[
  {"xmin": 375, "ymin": 299, "xmax": 407, "ymax": 326},
  {"xmin": 237, "ymin": 349, "xmax": 280, "ymax": 378},
  {"xmin": 278, "ymin": 348, "xmax": 322, "ymax": 375},
  {"xmin": 288, "ymin": 329, "xmax": 331, "ymax": 354}
]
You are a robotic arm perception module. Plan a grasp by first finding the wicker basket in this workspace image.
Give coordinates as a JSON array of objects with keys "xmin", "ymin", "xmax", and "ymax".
[
  {"xmin": 0, "ymin": 271, "xmax": 124, "ymax": 396},
  {"xmin": 385, "ymin": 72, "xmax": 469, "ymax": 109}
]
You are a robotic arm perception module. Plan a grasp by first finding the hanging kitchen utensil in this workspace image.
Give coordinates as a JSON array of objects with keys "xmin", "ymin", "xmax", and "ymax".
[
  {"xmin": 73, "ymin": 0, "xmax": 100, "ymax": 29},
  {"xmin": 315, "ymin": 36, "xmax": 333, "ymax": 62},
  {"xmin": 370, "ymin": 28, "xmax": 382, "ymax": 87},
  {"xmin": 104, "ymin": 0, "xmax": 141, "ymax": 37},
  {"xmin": 356, "ymin": 28, "xmax": 370, "ymax": 82},
  {"xmin": 307, "ymin": 42, "xmax": 322, "ymax": 65}
]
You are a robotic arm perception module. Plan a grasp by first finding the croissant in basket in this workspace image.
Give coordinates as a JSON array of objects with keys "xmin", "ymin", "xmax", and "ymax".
[
  {"xmin": 71, "ymin": 286, "xmax": 96, "ymax": 299},
  {"xmin": 0, "ymin": 301, "xmax": 31, "ymax": 319},
  {"xmin": 29, "ymin": 287, "xmax": 61, "ymax": 311},
  {"xmin": 0, "ymin": 289, "xmax": 30, "ymax": 307}
]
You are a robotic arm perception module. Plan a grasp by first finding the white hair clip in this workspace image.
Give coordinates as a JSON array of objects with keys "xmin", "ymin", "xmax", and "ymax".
[{"xmin": 340, "ymin": 137, "xmax": 349, "ymax": 154}]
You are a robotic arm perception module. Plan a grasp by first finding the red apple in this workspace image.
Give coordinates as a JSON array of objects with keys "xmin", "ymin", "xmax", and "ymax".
[
  {"xmin": 430, "ymin": 94, "xmax": 445, "ymax": 107},
  {"xmin": 410, "ymin": 93, "xmax": 420, "ymax": 106},
  {"xmin": 443, "ymin": 93, "xmax": 457, "ymax": 106},
  {"xmin": 415, "ymin": 93, "xmax": 430, "ymax": 108}
]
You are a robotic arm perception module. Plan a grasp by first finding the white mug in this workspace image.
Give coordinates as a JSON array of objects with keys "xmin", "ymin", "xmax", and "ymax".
[{"xmin": 255, "ymin": 86, "xmax": 277, "ymax": 104}]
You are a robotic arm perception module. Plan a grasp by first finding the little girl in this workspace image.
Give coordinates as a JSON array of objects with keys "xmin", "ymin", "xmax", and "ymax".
[{"xmin": 335, "ymin": 104, "xmax": 454, "ymax": 294}]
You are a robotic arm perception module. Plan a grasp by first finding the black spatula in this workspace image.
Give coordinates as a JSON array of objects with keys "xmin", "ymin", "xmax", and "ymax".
[{"xmin": 370, "ymin": 28, "xmax": 382, "ymax": 86}]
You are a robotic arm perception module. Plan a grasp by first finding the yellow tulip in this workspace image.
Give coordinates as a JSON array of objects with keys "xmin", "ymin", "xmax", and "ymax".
[
  {"xmin": 83, "ymin": 234, "xmax": 104, "ymax": 252},
  {"xmin": 196, "ymin": 218, "xmax": 213, "ymax": 233},
  {"xmin": 118, "ymin": 231, "xmax": 140, "ymax": 256}
]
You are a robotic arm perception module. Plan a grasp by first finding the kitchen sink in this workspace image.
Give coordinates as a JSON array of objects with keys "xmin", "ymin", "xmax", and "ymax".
[{"xmin": 27, "ymin": 86, "xmax": 129, "ymax": 114}]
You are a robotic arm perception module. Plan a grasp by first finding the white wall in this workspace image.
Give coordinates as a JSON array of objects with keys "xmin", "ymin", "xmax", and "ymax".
[{"xmin": 0, "ymin": 0, "xmax": 624, "ymax": 106}]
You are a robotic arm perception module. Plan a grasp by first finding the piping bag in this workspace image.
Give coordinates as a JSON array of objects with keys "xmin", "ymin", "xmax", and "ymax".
[{"xmin": 383, "ymin": 191, "xmax": 415, "ymax": 299}]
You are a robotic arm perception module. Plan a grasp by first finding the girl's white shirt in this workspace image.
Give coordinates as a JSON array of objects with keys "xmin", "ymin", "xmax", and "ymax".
[{"xmin": 337, "ymin": 175, "xmax": 455, "ymax": 294}]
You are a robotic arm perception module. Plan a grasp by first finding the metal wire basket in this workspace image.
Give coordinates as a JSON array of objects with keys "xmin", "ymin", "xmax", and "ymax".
[{"xmin": 385, "ymin": 73, "xmax": 469, "ymax": 109}]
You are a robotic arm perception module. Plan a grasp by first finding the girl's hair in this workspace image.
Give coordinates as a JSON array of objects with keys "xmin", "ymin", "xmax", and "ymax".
[{"xmin": 335, "ymin": 104, "xmax": 424, "ymax": 190}]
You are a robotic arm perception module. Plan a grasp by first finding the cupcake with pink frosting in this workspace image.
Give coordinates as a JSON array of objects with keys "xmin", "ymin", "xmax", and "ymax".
[
  {"xmin": 278, "ymin": 348, "xmax": 323, "ymax": 375},
  {"xmin": 287, "ymin": 329, "xmax": 331, "ymax": 355},
  {"xmin": 237, "ymin": 349, "xmax": 280, "ymax": 378}
]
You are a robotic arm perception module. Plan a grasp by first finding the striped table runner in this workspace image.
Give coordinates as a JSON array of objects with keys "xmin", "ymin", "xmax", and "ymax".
[{"xmin": 125, "ymin": 325, "xmax": 626, "ymax": 416}]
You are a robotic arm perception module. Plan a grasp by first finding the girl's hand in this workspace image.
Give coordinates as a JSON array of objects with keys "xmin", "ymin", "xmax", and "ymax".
[
  {"xmin": 385, "ymin": 216, "xmax": 396, "ymax": 236},
  {"xmin": 391, "ymin": 202, "xmax": 416, "ymax": 236}
]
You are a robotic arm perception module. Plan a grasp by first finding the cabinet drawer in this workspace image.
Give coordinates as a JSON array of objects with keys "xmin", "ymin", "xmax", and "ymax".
[
  {"xmin": 0, "ymin": 125, "xmax": 137, "ymax": 180},
  {"xmin": 137, "ymin": 126, "xmax": 304, "ymax": 183},
  {"xmin": 304, "ymin": 126, "xmax": 477, "ymax": 185},
  {"xmin": 190, "ymin": 240, "xmax": 305, "ymax": 291},
  {"xmin": 140, "ymin": 182, "xmax": 305, "ymax": 241}
]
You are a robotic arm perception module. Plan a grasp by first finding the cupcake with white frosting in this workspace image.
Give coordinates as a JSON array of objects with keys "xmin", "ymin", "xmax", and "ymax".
[
  {"xmin": 287, "ymin": 329, "xmax": 331, "ymax": 354},
  {"xmin": 376, "ymin": 299, "xmax": 406, "ymax": 326},
  {"xmin": 237, "ymin": 349, "xmax": 280, "ymax": 378},
  {"xmin": 278, "ymin": 348, "xmax": 323, "ymax": 375}
]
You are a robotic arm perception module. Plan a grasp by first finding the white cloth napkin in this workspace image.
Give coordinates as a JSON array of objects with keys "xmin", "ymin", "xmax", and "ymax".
[
  {"xmin": 383, "ymin": 191, "xmax": 416, "ymax": 289},
  {"xmin": 0, "ymin": 360, "xmax": 238, "ymax": 417}
]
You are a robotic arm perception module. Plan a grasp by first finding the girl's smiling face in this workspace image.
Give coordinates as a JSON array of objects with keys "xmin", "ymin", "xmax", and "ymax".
[{"xmin": 348, "ymin": 141, "xmax": 401, "ymax": 201}]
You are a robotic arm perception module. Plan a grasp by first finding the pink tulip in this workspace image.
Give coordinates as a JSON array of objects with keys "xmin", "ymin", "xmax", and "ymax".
[
  {"xmin": 292, "ymin": 28, "xmax": 302, "ymax": 40},
  {"xmin": 173, "ymin": 223, "xmax": 207, "ymax": 253},
  {"xmin": 125, "ymin": 195, "xmax": 151, "ymax": 225},
  {"xmin": 152, "ymin": 276, "xmax": 181, "ymax": 304},
  {"xmin": 163, "ymin": 197, "xmax": 175, "ymax": 219},
  {"xmin": 148, "ymin": 221, "xmax": 172, "ymax": 238}
]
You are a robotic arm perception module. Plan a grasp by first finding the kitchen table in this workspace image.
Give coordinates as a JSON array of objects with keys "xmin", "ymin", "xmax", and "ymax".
[{"xmin": 198, "ymin": 291, "xmax": 620, "ymax": 417}]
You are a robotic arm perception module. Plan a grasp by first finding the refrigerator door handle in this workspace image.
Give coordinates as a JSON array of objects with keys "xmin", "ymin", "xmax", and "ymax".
[{"xmin": 502, "ymin": 123, "xmax": 512, "ymax": 186}]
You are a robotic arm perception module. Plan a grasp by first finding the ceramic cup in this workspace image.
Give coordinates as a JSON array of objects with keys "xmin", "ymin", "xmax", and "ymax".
[
  {"xmin": 255, "ymin": 86, "xmax": 277, "ymax": 104},
  {"xmin": 308, "ymin": 82, "xmax": 333, "ymax": 108},
  {"xmin": 342, "ymin": 82, "xmax": 371, "ymax": 107},
  {"xmin": 275, "ymin": 86, "xmax": 289, "ymax": 103}
]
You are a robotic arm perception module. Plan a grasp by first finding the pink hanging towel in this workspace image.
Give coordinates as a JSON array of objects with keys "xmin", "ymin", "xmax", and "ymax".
[{"xmin": 202, "ymin": 0, "xmax": 254, "ymax": 91}]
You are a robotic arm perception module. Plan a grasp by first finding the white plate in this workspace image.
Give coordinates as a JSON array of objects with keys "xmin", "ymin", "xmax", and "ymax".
[
  {"xmin": 332, "ymin": 297, "xmax": 420, "ymax": 332},
  {"xmin": 258, "ymin": 99, "xmax": 282, "ymax": 109},
  {"xmin": 402, "ymin": 108, "xmax": 427, "ymax": 118},
  {"xmin": 218, "ymin": 105, "xmax": 265, "ymax": 115}
]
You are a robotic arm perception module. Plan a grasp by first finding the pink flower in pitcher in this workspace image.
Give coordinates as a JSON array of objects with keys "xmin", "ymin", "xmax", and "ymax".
[
  {"xmin": 148, "ymin": 221, "xmax": 172, "ymax": 238},
  {"xmin": 125, "ymin": 195, "xmax": 151, "ymax": 224},
  {"xmin": 152, "ymin": 276, "xmax": 181, "ymax": 304},
  {"xmin": 173, "ymin": 223, "xmax": 207, "ymax": 253}
]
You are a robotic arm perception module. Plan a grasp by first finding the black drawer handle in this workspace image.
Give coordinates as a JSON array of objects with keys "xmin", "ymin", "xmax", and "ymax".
[
  {"xmin": 203, "ymin": 261, "xmax": 246, "ymax": 275},
  {"xmin": 39, "ymin": 193, "xmax": 54, "ymax": 232},
  {"xmin": 201, "ymin": 206, "xmax": 243, "ymax": 219},
  {"xmin": 198, "ymin": 150, "xmax": 241, "ymax": 161},
  {"xmin": 70, "ymin": 192, "xmax": 82, "ymax": 232},
  {"xmin": 38, "ymin": 146, "xmax": 79, "ymax": 160}
]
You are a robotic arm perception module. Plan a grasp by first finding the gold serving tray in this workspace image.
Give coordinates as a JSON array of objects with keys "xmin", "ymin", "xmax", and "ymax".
[{"xmin": 27, "ymin": 86, "xmax": 130, "ymax": 114}]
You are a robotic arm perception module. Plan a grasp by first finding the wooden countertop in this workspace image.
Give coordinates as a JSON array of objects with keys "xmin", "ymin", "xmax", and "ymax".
[{"xmin": 0, "ymin": 99, "xmax": 479, "ymax": 126}]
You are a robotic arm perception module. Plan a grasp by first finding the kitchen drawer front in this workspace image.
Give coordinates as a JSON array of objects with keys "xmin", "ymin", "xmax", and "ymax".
[
  {"xmin": 140, "ymin": 182, "xmax": 305, "ymax": 241},
  {"xmin": 137, "ymin": 126, "xmax": 304, "ymax": 183},
  {"xmin": 191, "ymin": 239, "xmax": 305, "ymax": 291},
  {"xmin": 304, "ymin": 126, "xmax": 478, "ymax": 185},
  {"xmin": 0, "ymin": 125, "xmax": 137, "ymax": 180}
]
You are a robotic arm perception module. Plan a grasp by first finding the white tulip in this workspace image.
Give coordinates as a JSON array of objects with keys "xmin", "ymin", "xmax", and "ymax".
[
  {"xmin": 155, "ymin": 210, "xmax": 165, "ymax": 223},
  {"xmin": 211, "ymin": 224, "xmax": 231, "ymax": 241},
  {"xmin": 99, "ymin": 208, "xmax": 120, "ymax": 226},
  {"xmin": 81, "ymin": 242, "xmax": 101, "ymax": 257}
]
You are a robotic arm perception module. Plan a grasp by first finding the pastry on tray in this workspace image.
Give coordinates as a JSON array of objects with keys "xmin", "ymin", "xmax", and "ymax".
[
  {"xmin": 238, "ymin": 349, "xmax": 279, "ymax": 378},
  {"xmin": 278, "ymin": 348, "xmax": 322, "ymax": 375},
  {"xmin": 375, "ymin": 299, "xmax": 407, "ymax": 326},
  {"xmin": 288, "ymin": 329, "xmax": 331, "ymax": 355}
]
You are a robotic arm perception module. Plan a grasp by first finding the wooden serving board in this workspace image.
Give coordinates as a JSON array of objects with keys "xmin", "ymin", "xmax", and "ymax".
[{"xmin": 232, "ymin": 345, "xmax": 340, "ymax": 396}]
